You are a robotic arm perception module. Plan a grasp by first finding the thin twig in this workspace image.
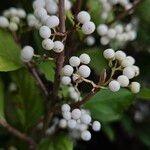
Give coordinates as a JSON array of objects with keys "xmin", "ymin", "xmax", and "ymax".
[
  {"xmin": 0, "ymin": 120, "xmax": 36, "ymax": 149},
  {"xmin": 27, "ymin": 62, "xmax": 49, "ymax": 97},
  {"xmin": 107, "ymin": 0, "xmax": 144, "ymax": 25}
]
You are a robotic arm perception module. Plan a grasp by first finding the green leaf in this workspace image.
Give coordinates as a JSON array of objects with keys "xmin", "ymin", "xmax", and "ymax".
[
  {"xmin": 84, "ymin": 89, "xmax": 135, "ymax": 122},
  {"xmin": 11, "ymin": 69, "xmax": 44, "ymax": 131},
  {"xmin": 103, "ymin": 125, "xmax": 115, "ymax": 141},
  {"xmin": 38, "ymin": 61, "xmax": 55, "ymax": 81},
  {"xmin": 0, "ymin": 30, "xmax": 23, "ymax": 71},
  {"xmin": 137, "ymin": 88, "xmax": 150, "ymax": 100},
  {"xmin": 0, "ymin": 78, "xmax": 5, "ymax": 120},
  {"xmin": 38, "ymin": 133, "xmax": 73, "ymax": 150}
]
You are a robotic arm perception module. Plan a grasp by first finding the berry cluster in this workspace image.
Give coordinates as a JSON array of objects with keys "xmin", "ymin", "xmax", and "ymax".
[
  {"xmin": 103, "ymin": 48, "xmax": 140, "ymax": 93},
  {"xmin": 97, "ymin": 23, "xmax": 137, "ymax": 45},
  {"xmin": 59, "ymin": 104, "xmax": 101, "ymax": 141},
  {"xmin": 61, "ymin": 53, "xmax": 91, "ymax": 101},
  {"xmin": 27, "ymin": 0, "xmax": 71, "ymax": 29},
  {"xmin": 0, "ymin": 7, "xmax": 26, "ymax": 31},
  {"xmin": 77, "ymin": 11, "xmax": 96, "ymax": 35},
  {"xmin": 100, "ymin": 0, "xmax": 133, "ymax": 20}
]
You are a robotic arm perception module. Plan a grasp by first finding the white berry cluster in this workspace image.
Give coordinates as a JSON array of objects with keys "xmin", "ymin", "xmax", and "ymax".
[
  {"xmin": 27, "ymin": 0, "xmax": 72, "ymax": 29},
  {"xmin": 97, "ymin": 23, "xmax": 137, "ymax": 45},
  {"xmin": 21, "ymin": 46, "xmax": 34, "ymax": 62},
  {"xmin": 61, "ymin": 53, "xmax": 91, "ymax": 101},
  {"xmin": 59, "ymin": 104, "xmax": 101, "ymax": 141},
  {"xmin": 103, "ymin": 48, "xmax": 140, "ymax": 93},
  {"xmin": 100, "ymin": 0, "xmax": 133, "ymax": 20},
  {"xmin": 0, "ymin": 7, "xmax": 26, "ymax": 31},
  {"xmin": 77, "ymin": 11, "xmax": 96, "ymax": 35}
]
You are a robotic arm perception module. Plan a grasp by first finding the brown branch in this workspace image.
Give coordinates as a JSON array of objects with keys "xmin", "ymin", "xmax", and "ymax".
[
  {"xmin": 27, "ymin": 62, "xmax": 49, "ymax": 97},
  {"xmin": 0, "ymin": 120, "xmax": 36, "ymax": 149},
  {"xmin": 107, "ymin": 0, "xmax": 144, "ymax": 25}
]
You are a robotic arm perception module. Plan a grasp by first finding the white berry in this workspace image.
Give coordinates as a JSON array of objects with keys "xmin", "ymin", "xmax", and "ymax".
[
  {"xmin": 130, "ymin": 82, "xmax": 140, "ymax": 93},
  {"xmin": 39, "ymin": 26, "xmax": 51, "ymax": 39},
  {"xmin": 46, "ymin": 16, "xmax": 59, "ymax": 28},
  {"xmin": 97, "ymin": 24, "xmax": 108, "ymax": 36},
  {"xmin": 100, "ymin": 36, "xmax": 110, "ymax": 45},
  {"xmin": 117, "ymin": 75, "xmax": 129, "ymax": 87},
  {"xmin": 109, "ymin": 80, "xmax": 120, "ymax": 92},
  {"xmin": 69, "ymin": 56, "xmax": 80, "ymax": 67},
  {"xmin": 9, "ymin": 22, "xmax": 18, "ymax": 31},
  {"xmin": 61, "ymin": 76, "xmax": 71, "ymax": 85},
  {"xmin": 115, "ymin": 50, "xmax": 126, "ymax": 61},
  {"xmin": 53, "ymin": 41, "xmax": 64, "ymax": 53},
  {"xmin": 77, "ymin": 11, "xmax": 91, "ymax": 24},
  {"xmin": 34, "ymin": 8, "xmax": 47, "ymax": 19},
  {"xmin": 92, "ymin": 121, "xmax": 101, "ymax": 131},
  {"xmin": 126, "ymin": 56, "xmax": 135, "ymax": 65},
  {"xmin": 62, "ymin": 112, "xmax": 71, "ymax": 120},
  {"xmin": 131, "ymin": 65, "xmax": 140, "ymax": 77},
  {"xmin": 107, "ymin": 28, "xmax": 116, "ymax": 39},
  {"xmin": 0, "ymin": 16, "xmax": 9, "ymax": 28},
  {"xmin": 42, "ymin": 39, "xmax": 54, "ymax": 50},
  {"xmin": 71, "ymin": 109, "xmax": 81, "ymax": 120},
  {"xmin": 81, "ymin": 21, "xmax": 95, "ymax": 35},
  {"xmin": 21, "ymin": 46, "xmax": 34, "ymax": 62},
  {"xmin": 62, "ymin": 65, "xmax": 74, "ymax": 76},
  {"xmin": 78, "ymin": 65, "xmax": 91, "ymax": 78},
  {"xmin": 81, "ymin": 130, "xmax": 91, "ymax": 141},
  {"xmin": 123, "ymin": 67, "xmax": 135, "ymax": 79},
  {"xmin": 80, "ymin": 114, "xmax": 91, "ymax": 124},
  {"xmin": 103, "ymin": 48, "xmax": 115, "ymax": 59},
  {"xmin": 59, "ymin": 119, "xmax": 67, "ymax": 128},
  {"xmin": 85, "ymin": 36, "xmax": 95, "ymax": 46},
  {"xmin": 61, "ymin": 104, "xmax": 71, "ymax": 112},
  {"xmin": 79, "ymin": 53, "xmax": 91, "ymax": 64},
  {"xmin": 121, "ymin": 58, "xmax": 132, "ymax": 67},
  {"xmin": 67, "ymin": 119, "xmax": 77, "ymax": 129}
]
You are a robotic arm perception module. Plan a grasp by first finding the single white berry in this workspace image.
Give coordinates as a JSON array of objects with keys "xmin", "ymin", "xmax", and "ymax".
[
  {"xmin": 79, "ymin": 124, "xmax": 88, "ymax": 131},
  {"xmin": 109, "ymin": 80, "xmax": 120, "ymax": 92},
  {"xmin": 81, "ymin": 21, "xmax": 95, "ymax": 35},
  {"xmin": 59, "ymin": 119, "xmax": 67, "ymax": 128},
  {"xmin": 45, "ymin": 1, "xmax": 58, "ymax": 14},
  {"xmin": 17, "ymin": 8, "xmax": 26, "ymax": 18},
  {"xmin": 114, "ymin": 24, "xmax": 123, "ymax": 34},
  {"xmin": 39, "ymin": 26, "xmax": 51, "ymax": 39},
  {"xmin": 130, "ymin": 82, "xmax": 140, "ymax": 93},
  {"xmin": 9, "ymin": 22, "xmax": 18, "ymax": 31},
  {"xmin": 97, "ymin": 24, "xmax": 108, "ymax": 36},
  {"xmin": 100, "ymin": 36, "xmax": 110, "ymax": 45},
  {"xmin": 77, "ymin": 11, "xmax": 91, "ymax": 24},
  {"xmin": 33, "ymin": 0, "xmax": 45, "ymax": 9},
  {"xmin": 67, "ymin": 119, "xmax": 77, "ymax": 129},
  {"xmin": 128, "ymin": 31, "xmax": 137, "ymax": 41},
  {"xmin": 79, "ymin": 53, "xmax": 91, "ymax": 64},
  {"xmin": 21, "ymin": 46, "xmax": 34, "ymax": 62},
  {"xmin": 80, "ymin": 114, "xmax": 91, "ymax": 124},
  {"xmin": 123, "ymin": 67, "xmax": 135, "ymax": 79},
  {"xmin": 42, "ymin": 39, "xmax": 54, "ymax": 50},
  {"xmin": 61, "ymin": 76, "xmax": 71, "ymax": 85},
  {"xmin": 62, "ymin": 65, "xmax": 74, "ymax": 76},
  {"xmin": 0, "ymin": 16, "xmax": 9, "ymax": 28},
  {"xmin": 65, "ymin": 0, "xmax": 72, "ymax": 11},
  {"xmin": 107, "ymin": 29, "xmax": 116, "ymax": 39},
  {"xmin": 62, "ymin": 112, "xmax": 71, "ymax": 120},
  {"xmin": 103, "ymin": 48, "xmax": 115, "ymax": 59},
  {"xmin": 11, "ymin": 16, "xmax": 20, "ymax": 24},
  {"xmin": 81, "ymin": 130, "xmax": 91, "ymax": 141},
  {"xmin": 53, "ymin": 41, "xmax": 64, "ymax": 53},
  {"xmin": 46, "ymin": 16, "xmax": 59, "ymax": 28},
  {"xmin": 117, "ymin": 75, "xmax": 129, "ymax": 87},
  {"xmin": 34, "ymin": 8, "xmax": 47, "ymax": 19},
  {"xmin": 85, "ymin": 36, "xmax": 95, "ymax": 46},
  {"xmin": 61, "ymin": 104, "xmax": 71, "ymax": 112},
  {"xmin": 71, "ymin": 109, "xmax": 81, "ymax": 120},
  {"xmin": 9, "ymin": 7, "xmax": 18, "ymax": 16},
  {"xmin": 70, "ymin": 91, "xmax": 80, "ymax": 101},
  {"xmin": 126, "ymin": 56, "xmax": 135, "ymax": 65},
  {"xmin": 69, "ymin": 56, "xmax": 80, "ymax": 67},
  {"xmin": 115, "ymin": 50, "xmax": 126, "ymax": 61},
  {"xmin": 131, "ymin": 65, "xmax": 140, "ymax": 77},
  {"xmin": 121, "ymin": 58, "xmax": 132, "ymax": 67},
  {"xmin": 78, "ymin": 65, "xmax": 91, "ymax": 78},
  {"xmin": 92, "ymin": 121, "xmax": 101, "ymax": 131}
]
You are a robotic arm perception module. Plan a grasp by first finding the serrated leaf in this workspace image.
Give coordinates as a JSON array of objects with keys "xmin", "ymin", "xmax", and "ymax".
[
  {"xmin": 84, "ymin": 89, "xmax": 135, "ymax": 122},
  {"xmin": 38, "ymin": 61, "xmax": 55, "ymax": 81},
  {"xmin": 0, "ymin": 30, "xmax": 23, "ymax": 71},
  {"xmin": 0, "ymin": 78, "xmax": 5, "ymax": 120},
  {"xmin": 38, "ymin": 133, "xmax": 73, "ymax": 150},
  {"xmin": 11, "ymin": 69, "xmax": 44, "ymax": 131},
  {"xmin": 137, "ymin": 88, "xmax": 150, "ymax": 100}
]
